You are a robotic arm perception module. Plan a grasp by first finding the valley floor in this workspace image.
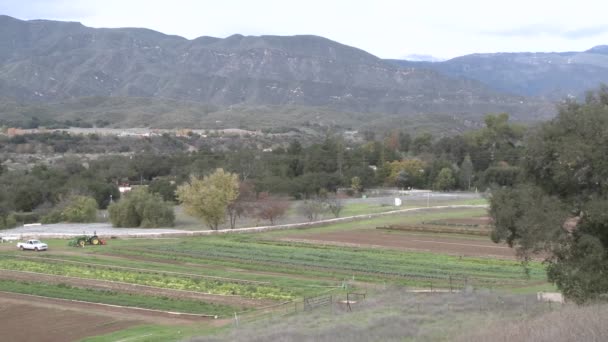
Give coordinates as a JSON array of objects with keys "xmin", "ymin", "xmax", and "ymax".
[{"xmin": 0, "ymin": 202, "xmax": 567, "ymax": 341}]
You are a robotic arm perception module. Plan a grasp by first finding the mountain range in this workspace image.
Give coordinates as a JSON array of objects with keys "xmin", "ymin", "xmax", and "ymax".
[
  {"xmin": 0, "ymin": 15, "xmax": 605, "ymax": 129},
  {"xmin": 388, "ymin": 46, "xmax": 608, "ymax": 100}
]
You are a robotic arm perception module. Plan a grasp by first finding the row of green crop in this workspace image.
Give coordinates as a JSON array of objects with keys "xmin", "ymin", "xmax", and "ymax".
[
  {"xmin": 112, "ymin": 237, "xmax": 546, "ymax": 287},
  {"xmin": 113, "ymin": 247, "xmax": 525, "ymax": 289},
  {"xmin": 6, "ymin": 253, "xmax": 335, "ymax": 298},
  {"xmin": 0, "ymin": 279, "xmax": 237, "ymax": 316},
  {"xmin": 183, "ymin": 240, "xmax": 539, "ymax": 278},
  {"xmin": 0, "ymin": 258, "xmax": 294, "ymax": 301}
]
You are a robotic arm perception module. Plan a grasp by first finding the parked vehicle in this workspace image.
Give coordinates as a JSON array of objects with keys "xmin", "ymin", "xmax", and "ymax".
[{"xmin": 16, "ymin": 240, "xmax": 48, "ymax": 251}]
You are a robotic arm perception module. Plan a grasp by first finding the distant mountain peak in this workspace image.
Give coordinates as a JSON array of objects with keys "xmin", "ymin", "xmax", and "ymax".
[
  {"xmin": 388, "ymin": 46, "xmax": 608, "ymax": 100},
  {"xmin": 587, "ymin": 45, "xmax": 608, "ymax": 55}
]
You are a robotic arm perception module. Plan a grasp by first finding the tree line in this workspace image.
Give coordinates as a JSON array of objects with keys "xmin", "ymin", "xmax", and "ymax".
[{"xmin": 0, "ymin": 112, "xmax": 526, "ymax": 229}]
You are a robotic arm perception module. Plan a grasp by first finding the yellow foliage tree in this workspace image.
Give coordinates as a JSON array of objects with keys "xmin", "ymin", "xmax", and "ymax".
[{"xmin": 176, "ymin": 169, "xmax": 239, "ymax": 230}]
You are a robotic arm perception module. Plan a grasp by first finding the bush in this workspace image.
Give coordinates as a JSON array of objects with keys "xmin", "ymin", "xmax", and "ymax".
[
  {"xmin": 42, "ymin": 196, "xmax": 98, "ymax": 223},
  {"xmin": 148, "ymin": 179, "xmax": 177, "ymax": 202},
  {"xmin": 61, "ymin": 196, "xmax": 98, "ymax": 222},
  {"xmin": 108, "ymin": 188, "xmax": 174, "ymax": 228},
  {"xmin": 11, "ymin": 212, "xmax": 40, "ymax": 225},
  {"xmin": 41, "ymin": 210, "xmax": 63, "ymax": 224},
  {"xmin": 0, "ymin": 214, "xmax": 18, "ymax": 229}
]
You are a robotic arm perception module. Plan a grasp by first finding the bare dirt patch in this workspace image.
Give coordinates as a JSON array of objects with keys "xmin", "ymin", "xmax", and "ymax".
[
  {"xmin": 280, "ymin": 229, "xmax": 516, "ymax": 259},
  {"xmin": 378, "ymin": 224, "xmax": 490, "ymax": 236},
  {"xmin": 0, "ymin": 292, "xmax": 141, "ymax": 342},
  {"xmin": 426, "ymin": 216, "xmax": 492, "ymax": 226}
]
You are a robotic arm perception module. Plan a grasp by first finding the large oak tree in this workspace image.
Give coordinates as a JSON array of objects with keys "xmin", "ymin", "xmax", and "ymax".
[{"xmin": 490, "ymin": 87, "xmax": 608, "ymax": 303}]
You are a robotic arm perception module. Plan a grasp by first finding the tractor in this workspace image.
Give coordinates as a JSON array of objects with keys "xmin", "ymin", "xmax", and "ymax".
[{"xmin": 68, "ymin": 232, "xmax": 106, "ymax": 247}]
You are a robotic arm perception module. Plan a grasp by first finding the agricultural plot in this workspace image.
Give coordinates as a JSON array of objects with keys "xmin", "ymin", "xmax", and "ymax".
[
  {"xmin": 279, "ymin": 229, "xmax": 514, "ymax": 258},
  {"xmin": 378, "ymin": 215, "xmax": 492, "ymax": 236},
  {"xmin": 0, "ymin": 257, "xmax": 294, "ymax": 301},
  {"xmin": 89, "ymin": 234, "xmax": 544, "ymax": 289},
  {"xmin": 273, "ymin": 209, "xmax": 510, "ymax": 258},
  {"xmin": 0, "ymin": 279, "xmax": 234, "ymax": 315},
  {"xmin": 0, "ymin": 206, "xmax": 554, "ymax": 341},
  {"xmin": 0, "ymin": 292, "xmax": 140, "ymax": 342}
]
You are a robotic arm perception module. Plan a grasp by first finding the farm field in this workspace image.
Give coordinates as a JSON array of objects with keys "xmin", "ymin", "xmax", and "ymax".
[
  {"xmin": 278, "ymin": 229, "xmax": 515, "ymax": 259},
  {"xmin": 272, "ymin": 208, "xmax": 510, "ymax": 258},
  {"xmin": 0, "ymin": 205, "xmax": 557, "ymax": 341},
  {"xmin": 0, "ymin": 291, "xmax": 206, "ymax": 342}
]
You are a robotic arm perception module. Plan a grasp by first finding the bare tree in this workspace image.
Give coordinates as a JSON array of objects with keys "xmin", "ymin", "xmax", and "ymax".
[
  {"xmin": 326, "ymin": 193, "xmax": 346, "ymax": 218},
  {"xmin": 254, "ymin": 192, "xmax": 289, "ymax": 225},
  {"xmin": 299, "ymin": 196, "xmax": 327, "ymax": 222},
  {"xmin": 226, "ymin": 180, "xmax": 256, "ymax": 229}
]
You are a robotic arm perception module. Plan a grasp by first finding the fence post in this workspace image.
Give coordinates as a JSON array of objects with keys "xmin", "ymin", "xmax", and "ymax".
[
  {"xmin": 347, "ymin": 292, "xmax": 352, "ymax": 311},
  {"xmin": 234, "ymin": 312, "xmax": 238, "ymax": 328}
]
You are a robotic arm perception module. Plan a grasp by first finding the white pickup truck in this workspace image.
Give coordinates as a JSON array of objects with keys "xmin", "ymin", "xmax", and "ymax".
[{"xmin": 16, "ymin": 240, "xmax": 48, "ymax": 251}]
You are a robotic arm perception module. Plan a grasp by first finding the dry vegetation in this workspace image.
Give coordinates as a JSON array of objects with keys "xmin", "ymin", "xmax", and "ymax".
[
  {"xmin": 190, "ymin": 289, "xmax": 563, "ymax": 342},
  {"xmin": 460, "ymin": 303, "xmax": 608, "ymax": 342}
]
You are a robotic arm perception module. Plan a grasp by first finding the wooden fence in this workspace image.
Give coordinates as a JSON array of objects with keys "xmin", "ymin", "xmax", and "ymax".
[{"xmin": 234, "ymin": 292, "xmax": 341, "ymax": 327}]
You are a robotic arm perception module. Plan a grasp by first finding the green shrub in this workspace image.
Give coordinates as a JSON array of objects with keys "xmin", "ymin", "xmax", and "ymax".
[
  {"xmin": 148, "ymin": 179, "xmax": 177, "ymax": 202},
  {"xmin": 41, "ymin": 210, "xmax": 63, "ymax": 224},
  {"xmin": 108, "ymin": 188, "xmax": 174, "ymax": 228},
  {"xmin": 11, "ymin": 212, "xmax": 39, "ymax": 224},
  {"xmin": 61, "ymin": 196, "xmax": 98, "ymax": 222},
  {"xmin": 0, "ymin": 214, "xmax": 18, "ymax": 229},
  {"xmin": 42, "ymin": 195, "xmax": 98, "ymax": 223}
]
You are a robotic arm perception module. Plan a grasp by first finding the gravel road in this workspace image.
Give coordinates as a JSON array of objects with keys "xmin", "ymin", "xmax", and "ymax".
[
  {"xmin": 0, "ymin": 192, "xmax": 484, "ymax": 239},
  {"xmin": 0, "ymin": 223, "xmax": 189, "ymax": 237}
]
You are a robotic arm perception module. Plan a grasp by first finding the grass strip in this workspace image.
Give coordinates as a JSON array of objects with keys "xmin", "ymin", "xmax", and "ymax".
[{"xmin": 0, "ymin": 279, "xmax": 237, "ymax": 316}]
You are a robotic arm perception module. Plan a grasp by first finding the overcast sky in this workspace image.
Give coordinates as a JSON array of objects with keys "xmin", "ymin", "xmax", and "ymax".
[{"xmin": 2, "ymin": 0, "xmax": 607, "ymax": 59}]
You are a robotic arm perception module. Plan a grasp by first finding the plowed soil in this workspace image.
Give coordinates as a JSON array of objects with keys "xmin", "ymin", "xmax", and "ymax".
[
  {"xmin": 281, "ymin": 229, "xmax": 516, "ymax": 259},
  {"xmin": 428, "ymin": 217, "xmax": 492, "ymax": 226},
  {"xmin": 0, "ymin": 291, "xmax": 212, "ymax": 342}
]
